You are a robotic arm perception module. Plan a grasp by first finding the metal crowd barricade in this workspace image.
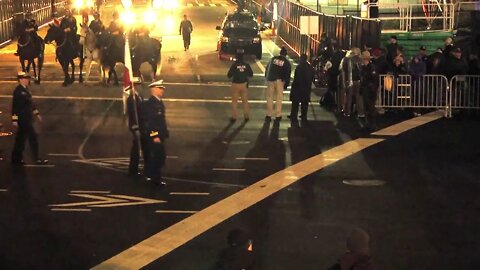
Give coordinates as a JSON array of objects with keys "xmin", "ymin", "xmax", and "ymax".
[
  {"xmin": 449, "ymin": 75, "xmax": 480, "ymax": 117},
  {"xmin": 377, "ymin": 74, "xmax": 450, "ymax": 116}
]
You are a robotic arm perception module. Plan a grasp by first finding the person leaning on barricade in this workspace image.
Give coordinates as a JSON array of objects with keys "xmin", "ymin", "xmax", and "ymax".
[
  {"xmin": 444, "ymin": 47, "xmax": 468, "ymax": 80},
  {"xmin": 341, "ymin": 48, "xmax": 365, "ymax": 118},
  {"xmin": 427, "ymin": 48, "xmax": 445, "ymax": 75},
  {"xmin": 392, "ymin": 46, "xmax": 407, "ymax": 76}
]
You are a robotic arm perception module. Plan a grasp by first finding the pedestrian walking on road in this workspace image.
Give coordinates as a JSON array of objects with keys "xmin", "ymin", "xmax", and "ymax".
[
  {"xmin": 341, "ymin": 48, "xmax": 364, "ymax": 118},
  {"xmin": 126, "ymin": 85, "xmax": 149, "ymax": 177},
  {"xmin": 179, "ymin": 14, "xmax": 193, "ymax": 51},
  {"xmin": 289, "ymin": 54, "xmax": 314, "ymax": 121},
  {"xmin": 265, "ymin": 47, "xmax": 291, "ymax": 121},
  {"xmin": 11, "ymin": 71, "xmax": 48, "ymax": 166},
  {"xmin": 142, "ymin": 80, "xmax": 169, "ymax": 187},
  {"xmin": 227, "ymin": 53, "xmax": 253, "ymax": 122}
]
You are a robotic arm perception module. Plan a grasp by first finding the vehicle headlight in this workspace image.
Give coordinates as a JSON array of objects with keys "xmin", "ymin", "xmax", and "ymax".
[
  {"xmin": 221, "ymin": 36, "xmax": 229, "ymax": 42},
  {"xmin": 143, "ymin": 10, "xmax": 156, "ymax": 24},
  {"xmin": 253, "ymin": 37, "xmax": 261, "ymax": 43},
  {"xmin": 120, "ymin": 10, "xmax": 136, "ymax": 26}
]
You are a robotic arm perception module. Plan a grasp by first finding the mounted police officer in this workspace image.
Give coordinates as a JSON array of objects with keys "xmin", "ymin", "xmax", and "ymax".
[
  {"xmin": 15, "ymin": 11, "xmax": 40, "ymax": 56},
  {"xmin": 11, "ymin": 71, "xmax": 48, "ymax": 166},
  {"xmin": 126, "ymin": 85, "xmax": 149, "ymax": 177},
  {"xmin": 107, "ymin": 11, "xmax": 125, "ymax": 44},
  {"xmin": 265, "ymin": 47, "xmax": 291, "ymax": 121},
  {"xmin": 60, "ymin": 8, "xmax": 78, "ymax": 46},
  {"xmin": 142, "ymin": 80, "xmax": 169, "ymax": 187},
  {"xmin": 89, "ymin": 11, "xmax": 104, "ymax": 36}
]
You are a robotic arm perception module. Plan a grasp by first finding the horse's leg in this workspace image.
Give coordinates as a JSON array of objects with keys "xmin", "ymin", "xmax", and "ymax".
[
  {"xmin": 61, "ymin": 60, "xmax": 70, "ymax": 87},
  {"xmin": 70, "ymin": 60, "xmax": 75, "ymax": 84},
  {"xmin": 84, "ymin": 58, "xmax": 92, "ymax": 84},
  {"xmin": 31, "ymin": 60, "xmax": 38, "ymax": 83},
  {"xmin": 19, "ymin": 58, "xmax": 26, "ymax": 73},
  {"xmin": 112, "ymin": 66, "xmax": 119, "ymax": 86},
  {"xmin": 26, "ymin": 60, "xmax": 31, "ymax": 73},
  {"xmin": 79, "ymin": 55, "xmax": 85, "ymax": 83},
  {"xmin": 36, "ymin": 45, "xmax": 44, "ymax": 84}
]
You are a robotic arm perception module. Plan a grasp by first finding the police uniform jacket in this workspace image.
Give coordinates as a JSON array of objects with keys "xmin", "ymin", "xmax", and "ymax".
[
  {"xmin": 227, "ymin": 61, "xmax": 253, "ymax": 84},
  {"xmin": 11, "ymin": 84, "xmax": 39, "ymax": 127},
  {"xmin": 265, "ymin": 55, "xmax": 291, "ymax": 87},
  {"xmin": 89, "ymin": 19, "xmax": 105, "ymax": 35},
  {"xmin": 142, "ymin": 96, "xmax": 169, "ymax": 141},
  {"xmin": 60, "ymin": 16, "xmax": 77, "ymax": 33},
  {"xmin": 21, "ymin": 19, "xmax": 38, "ymax": 33},
  {"xmin": 127, "ymin": 92, "xmax": 144, "ymax": 132}
]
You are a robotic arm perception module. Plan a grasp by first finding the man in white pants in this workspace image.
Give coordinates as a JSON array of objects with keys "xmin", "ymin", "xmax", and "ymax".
[{"xmin": 265, "ymin": 47, "xmax": 291, "ymax": 121}]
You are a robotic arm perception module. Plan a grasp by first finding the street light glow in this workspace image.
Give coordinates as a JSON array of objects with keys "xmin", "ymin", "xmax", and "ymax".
[
  {"xmin": 121, "ymin": 0, "xmax": 133, "ymax": 9},
  {"xmin": 74, "ymin": 0, "xmax": 84, "ymax": 10},
  {"xmin": 120, "ymin": 10, "xmax": 136, "ymax": 26},
  {"xmin": 143, "ymin": 9, "xmax": 156, "ymax": 25}
]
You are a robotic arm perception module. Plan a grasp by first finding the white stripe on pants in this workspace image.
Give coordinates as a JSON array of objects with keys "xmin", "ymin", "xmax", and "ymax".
[{"xmin": 266, "ymin": 79, "xmax": 284, "ymax": 117}]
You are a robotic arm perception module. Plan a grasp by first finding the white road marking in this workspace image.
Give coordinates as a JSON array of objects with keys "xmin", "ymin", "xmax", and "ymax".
[
  {"xmin": 0, "ymin": 189, "xmax": 7, "ymax": 192},
  {"xmin": 167, "ymin": 156, "xmax": 179, "ymax": 159},
  {"xmin": 212, "ymin": 168, "xmax": 246, "ymax": 172},
  {"xmin": 255, "ymin": 60, "xmax": 266, "ymax": 73},
  {"xmin": 222, "ymin": 140, "xmax": 251, "ymax": 145},
  {"xmin": 48, "ymin": 153, "xmax": 79, "ymax": 157},
  {"xmin": 169, "ymin": 192, "xmax": 210, "ymax": 196},
  {"xmin": 163, "ymin": 177, "xmax": 246, "ymax": 188},
  {"xmin": 23, "ymin": 164, "xmax": 55, "ymax": 168},
  {"xmin": 156, "ymin": 210, "xmax": 198, "ymax": 214},
  {"xmin": 236, "ymin": 157, "xmax": 269, "ymax": 161},
  {"xmin": 91, "ymin": 111, "xmax": 444, "ymax": 270},
  {"xmin": 51, "ymin": 208, "xmax": 91, "ymax": 212},
  {"xmin": 70, "ymin": 190, "xmax": 111, "ymax": 194}
]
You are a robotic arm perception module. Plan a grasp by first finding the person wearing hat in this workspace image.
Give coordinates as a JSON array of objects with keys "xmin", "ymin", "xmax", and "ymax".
[
  {"xmin": 444, "ymin": 37, "xmax": 455, "ymax": 58},
  {"xmin": 386, "ymin": 35, "xmax": 398, "ymax": 71},
  {"xmin": 107, "ymin": 10, "xmax": 124, "ymax": 44},
  {"xmin": 418, "ymin": 46, "xmax": 428, "ymax": 63},
  {"xmin": 14, "ymin": 11, "xmax": 40, "ymax": 56},
  {"xmin": 227, "ymin": 52, "xmax": 253, "ymax": 122},
  {"xmin": 360, "ymin": 50, "xmax": 378, "ymax": 131},
  {"xmin": 60, "ymin": 8, "xmax": 78, "ymax": 46},
  {"xmin": 126, "ymin": 85, "xmax": 148, "ymax": 177},
  {"xmin": 341, "ymin": 48, "xmax": 365, "ymax": 118},
  {"xmin": 265, "ymin": 47, "xmax": 291, "ymax": 121},
  {"xmin": 427, "ymin": 47, "xmax": 445, "ymax": 74},
  {"xmin": 289, "ymin": 53, "xmax": 314, "ymax": 121},
  {"xmin": 141, "ymin": 80, "xmax": 169, "ymax": 186},
  {"xmin": 11, "ymin": 71, "xmax": 48, "ymax": 166},
  {"xmin": 444, "ymin": 47, "xmax": 468, "ymax": 80},
  {"xmin": 89, "ymin": 11, "xmax": 105, "ymax": 37}
]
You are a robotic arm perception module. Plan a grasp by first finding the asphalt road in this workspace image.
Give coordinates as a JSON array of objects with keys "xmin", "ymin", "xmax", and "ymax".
[{"xmin": 0, "ymin": 0, "xmax": 479, "ymax": 269}]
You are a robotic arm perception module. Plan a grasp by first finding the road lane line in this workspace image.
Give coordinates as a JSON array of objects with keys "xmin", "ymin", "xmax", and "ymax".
[
  {"xmin": 169, "ymin": 192, "xmax": 210, "ymax": 196},
  {"xmin": 167, "ymin": 156, "xmax": 179, "ymax": 159},
  {"xmin": 163, "ymin": 177, "xmax": 246, "ymax": 188},
  {"xmin": 51, "ymin": 208, "xmax": 91, "ymax": 212},
  {"xmin": 255, "ymin": 60, "xmax": 266, "ymax": 73},
  {"xmin": 70, "ymin": 190, "xmax": 111, "ymax": 194},
  {"xmin": 23, "ymin": 165, "xmax": 55, "ymax": 168},
  {"xmin": 236, "ymin": 157, "xmax": 269, "ymax": 161},
  {"xmin": 0, "ymin": 189, "xmax": 7, "ymax": 192},
  {"xmin": 91, "ymin": 112, "xmax": 443, "ymax": 270},
  {"xmin": 156, "ymin": 210, "xmax": 198, "ymax": 214},
  {"xmin": 48, "ymin": 153, "xmax": 79, "ymax": 157},
  {"xmin": 212, "ymin": 168, "xmax": 246, "ymax": 172}
]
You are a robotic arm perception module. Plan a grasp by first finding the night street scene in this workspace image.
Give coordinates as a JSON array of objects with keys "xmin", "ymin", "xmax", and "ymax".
[{"xmin": 0, "ymin": 0, "xmax": 479, "ymax": 269}]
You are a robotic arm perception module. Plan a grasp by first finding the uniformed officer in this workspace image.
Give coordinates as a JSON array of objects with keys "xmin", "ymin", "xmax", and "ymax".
[
  {"xmin": 179, "ymin": 14, "xmax": 193, "ymax": 51},
  {"xmin": 360, "ymin": 51, "xmax": 377, "ymax": 131},
  {"xmin": 89, "ymin": 11, "xmax": 104, "ymax": 36},
  {"xmin": 11, "ymin": 71, "xmax": 48, "ymax": 166},
  {"xmin": 15, "ymin": 11, "xmax": 39, "ymax": 56},
  {"xmin": 126, "ymin": 85, "xmax": 149, "ymax": 176},
  {"xmin": 227, "ymin": 53, "xmax": 253, "ymax": 122},
  {"xmin": 142, "ymin": 80, "xmax": 169, "ymax": 186},
  {"xmin": 107, "ymin": 11, "xmax": 125, "ymax": 45},
  {"xmin": 265, "ymin": 47, "xmax": 291, "ymax": 121},
  {"xmin": 60, "ymin": 9, "xmax": 78, "ymax": 45}
]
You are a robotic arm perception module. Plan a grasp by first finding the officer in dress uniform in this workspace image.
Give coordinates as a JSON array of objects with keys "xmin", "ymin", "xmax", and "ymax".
[
  {"xmin": 126, "ymin": 85, "xmax": 149, "ymax": 176},
  {"xmin": 265, "ymin": 47, "xmax": 291, "ymax": 121},
  {"xmin": 15, "ymin": 11, "xmax": 40, "ymax": 56},
  {"xmin": 60, "ymin": 9, "xmax": 78, "ymax": 46},
  {"xmin": 142, "ymin": 80, "xmax": 169, "ymax": 186},
  {"xmin": 11, "ymin": 71, "xmax": 48, "ymax": 166}
]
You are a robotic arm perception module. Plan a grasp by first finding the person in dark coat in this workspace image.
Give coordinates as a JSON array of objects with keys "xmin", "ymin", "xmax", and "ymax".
[
  {"xmin": 409, "ymin": 55, "xmax": 427, "ymax": 81},
  {"xmin": 60, "ymin": 9, "xmax": 78, "ymax": 45},
  {"xmin": 265, "ymin": 47, "xmax": 291, "ymax": 120},
  {"xmin": 289, "ymin": 54, "xmax": 314, "ymax": 121},
  {"xmin": 360, "ymin": 51, "xmax": 378, "ymax": 131},
  {"xmin": 385, "ymin": 35, "xmax": 398, "ymax": 71},
  {"xmin": 418, "ymin": 46, "xmax": 429, "ymax": 63},
  {"xmin": 444, "ymin": 47, "xmax": 468, "ymax": 80},
  {"xmin": 15, "ymin": 11, "xmax": 40, "ymax": 56},
  {"xmin": 89, "ymin": 11, "xmax": 104, "ymax": 36},
  {"xmin": 227, "ymin": 53, "xmax": 253, "ymax": 122},
  {"xmin": 142, "ymin": 80, "xmax": 169, "ymax": 186},
  {"xmin": 427, "ymin": 48, "xmax": 445, "ymax": 74},
  {"xmin": 443, "ymin": 37, "xmax": 455, "ymax": 58},
  {"xmin": 179, "ymin": 14, "xmax": 193, "ymax": 51},
  {"xmin": 322, "ymin": 44, "xmax": 345, "ymax": 110},
  {"xmin": 468, "ymin": 53, "xmax": 480, "ymax": 75},
  {"xmin": 11, "ymin": 71, "xmax": 48, "ymax": 166},
  {"xmin": 214, "ymin": 229, "xmax": 256, "ymax": 270},
  {"xmin": 392, "ymin": 46, "xmax": 407, "ymax": 76},
  {"xmin": 126, "ymin": 86, "xmax": 149, "ymax": 176}
]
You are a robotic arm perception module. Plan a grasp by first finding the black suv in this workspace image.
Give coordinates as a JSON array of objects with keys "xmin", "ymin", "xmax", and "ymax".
[{"xmin": 216, "ymin": 10, "xmax": 263, "ymax": 60}]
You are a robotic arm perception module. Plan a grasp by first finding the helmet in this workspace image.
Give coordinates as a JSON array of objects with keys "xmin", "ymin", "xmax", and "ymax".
[{"xmin": 25, "ymin": 11, "xmax": 33, "ymax": 18}]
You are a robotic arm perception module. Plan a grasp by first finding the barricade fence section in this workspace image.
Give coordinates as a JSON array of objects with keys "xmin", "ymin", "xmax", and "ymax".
[
  {"xmin": 449, "ymin": 75, "xmax": 480, "ymax": 117},
  {"xmin": 244, "ymin": 0, "xmax": 381, "ymax": 56},
  {"xmin": 0, "ymin": 0, "xmax": 66, "ymax": 45},
  {"xmin": 377, "ymin": 74, "xmax": 480, "ymax": 117}
]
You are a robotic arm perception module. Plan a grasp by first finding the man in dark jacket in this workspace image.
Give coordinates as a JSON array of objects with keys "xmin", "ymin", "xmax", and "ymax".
[
  {"xmin": 289, "ymin": 54, "xmax": 314, "ymax": 121},
  {"xmin": 89, "ymin": 11, "xmax": 104, "ymax": 36},
  {"xmin": 126, "ymin": 85, "xmax": 149, "ymax": 176},
  {"xmin": 322, "ymin": 45, "xmax": 345, "ymax": 110},
  {"xmin": 443, "ymin": 37, "xmax": 455, "ymax": 58},
  {"xmin": 385, "ymin": 35, "xmax": 398, "ymax": 71},
  {"xmin": 11, "ymin": 71, "xmax": 48, "ymax": 166},
  {"xmin": 360, "ymin": 51, "xmax": 378, "ymax": 131},
  {"xmin": 179, "ymin": 14, "xmax": 193, "ymax": 51},
  {"xmin": 15, "ymin": 11, "xmax": 40, "ymax": 56},
  {"xmin": 142, "ymin": 80, "xmax": 169, "ymax": 186},
  {"xmin": 227, "ymin": 53, "xmax": 253, "ymax": 122},
  {"xmin": 265, "ymin": 47, "xmax": 291, "ymax": 121},
  {"xmin": 444, "ymin": 47, "xmax": 468, "ymax": 80},
  {"xmin": 427, "ymin": 48, "xmax": 445, "ymax": 74},
  {"xmin": 60, "ymin": 9, "xmax": 78, "ymax": 46}
]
